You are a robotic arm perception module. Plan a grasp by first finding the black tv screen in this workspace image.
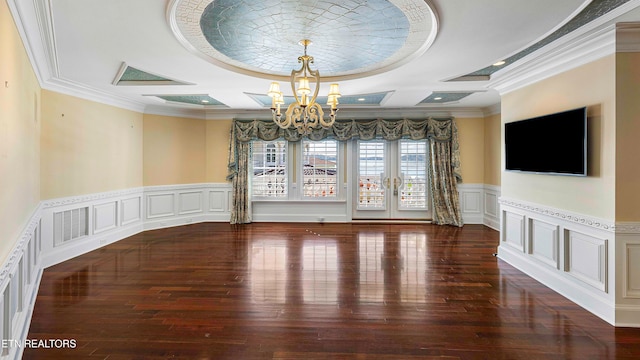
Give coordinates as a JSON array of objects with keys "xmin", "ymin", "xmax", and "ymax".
[{"xmin": 505, "ymin": 107, "xmax": 587, "ymax": 176}]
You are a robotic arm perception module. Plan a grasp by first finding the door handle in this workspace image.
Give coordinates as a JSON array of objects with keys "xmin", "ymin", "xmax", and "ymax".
[{"xmin": 393, "ymin": 176, "xmax": 404, "ymax": 196}]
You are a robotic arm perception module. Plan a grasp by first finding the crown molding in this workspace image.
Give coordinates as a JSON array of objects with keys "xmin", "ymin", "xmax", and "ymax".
[
  {"xmin": 482, "ymin": 103, "xmax": 501, "ymax": 117},
  {"xmin": 42, "ymin": 77, "xmax": 148, "ymax": 113},
  {"xmin": 6, "ymin": 0, "xmax": 54, "ymax": 85},
  {"xmin": 491, "ymin": 0, "xmax": 640, "ymax": 94},
  {"xmin": 490, "ymin": 24, "xmax": 616, "ymax": 95},
  {"xmin": 144, "ymin": 105, "xmax": 209, "ymax": 120},
  {"xmin": 616, "ymin": 23, "xmax": 640, "ymax": 52}
]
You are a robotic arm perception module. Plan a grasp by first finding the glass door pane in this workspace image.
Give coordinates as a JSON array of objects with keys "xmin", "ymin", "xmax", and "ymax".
[
  {"xmin": 356, "ymin": 141, "xmax": 386, "ymax": 210},
  {"xmin": 398, "ymin": 140, "xmax": 428, "ymax": 210}
]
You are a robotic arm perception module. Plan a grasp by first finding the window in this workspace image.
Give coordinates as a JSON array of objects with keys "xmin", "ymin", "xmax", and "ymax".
[
  {"xmin": 250, "ymin": 138, "xmax": 342, "ymax": 200},
  {"xmin": 251, "ymin": 140, "xmax": 288, "ymax": 198},
  {"xmin": 302, "ymin": 139, "xmax": 338, "ymax": 198}
]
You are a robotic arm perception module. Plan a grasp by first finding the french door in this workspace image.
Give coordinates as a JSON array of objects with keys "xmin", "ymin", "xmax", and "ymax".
[{"xmin": 352, "ymin": 139, "xmax": 430, "ymax": 220}]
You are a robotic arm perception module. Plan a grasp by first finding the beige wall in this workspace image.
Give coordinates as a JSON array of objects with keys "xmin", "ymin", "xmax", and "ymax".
[
  {"xmin": 143, "ymin": 114, "xmax": 207, "ymax": 186},
  {"xmin": 484, "ymin": 113, "xmax": 501, "ymax": 186},
  {"xmin": 205, "ymin": 120, "xmax": 232, "ymax": 183},
  {"xmin": 615, "ymin": 51, "xmax": 640, "ymax": 221},
  {"xmin": 41, "ymin": 91, "xmax": 143, "ymax": 199},
  {"xmin": 0, "ymin": 1, "xmax": 42, "ymax": 263},
  {"xmin": 456, "ymin": 117, "xmax": 485, "ymax": 184},
  {"xmin": 502, "ymin": 55, "xmax": 616, "ymax": 219},
  {"xmin": 149, "ymin": 115, "xmax": 490, "ymax": 186}
]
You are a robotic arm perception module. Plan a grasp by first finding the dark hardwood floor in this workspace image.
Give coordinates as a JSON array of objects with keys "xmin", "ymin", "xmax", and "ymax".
[{"xmin": 24, "ymin": 223, "xmax": 640, "ymax": 359}]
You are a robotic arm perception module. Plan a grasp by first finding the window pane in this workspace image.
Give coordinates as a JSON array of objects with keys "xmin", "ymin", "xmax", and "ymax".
[
  {"xmin": 252, "ymin": 140, "xmax": 287, "ymax": 198},
  {"xmin": 302, "ymin": 139, "xmax": 338, "ymax": 198},
  {"xmin": 358, "ymin": 141, "xmax": 385, "ymax": 208},
  {"xmin": 399, "ymin": 140, "xmax": 427, "ymax": 209}
]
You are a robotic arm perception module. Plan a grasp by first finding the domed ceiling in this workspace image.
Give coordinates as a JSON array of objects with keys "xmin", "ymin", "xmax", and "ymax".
[{"xmin": 169, "ymin": 0, "xmax": 438, "ymax": 79}]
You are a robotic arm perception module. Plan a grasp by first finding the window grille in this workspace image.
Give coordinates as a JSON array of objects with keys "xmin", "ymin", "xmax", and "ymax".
[
  {"xmin": 302, "ymin": 139, "xmax": 338, "ymax": 198},
  {"xmin": 251, "ymin": 140, "xmax": 288, "ymax": 198}
]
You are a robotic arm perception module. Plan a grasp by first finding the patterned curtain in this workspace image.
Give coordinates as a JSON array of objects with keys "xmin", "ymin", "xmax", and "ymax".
[
  {"xmin": 428, "ymin": 122, "xmax": 463, "ymax": 226},
  {"xmin": 227, "ymin": 118, "xmax": 464, "ymax": 226}
]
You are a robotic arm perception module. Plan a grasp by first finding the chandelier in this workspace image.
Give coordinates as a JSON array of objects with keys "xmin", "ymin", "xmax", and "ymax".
[{"xmin": 267, "ymin": 40, "xmax": 341, "ymax": 135}]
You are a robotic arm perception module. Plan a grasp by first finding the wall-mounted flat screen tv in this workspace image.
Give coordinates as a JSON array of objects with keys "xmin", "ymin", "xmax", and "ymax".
[{"xmin": 505, "ymin": 107, "xmax": 587, "ymax": 176}]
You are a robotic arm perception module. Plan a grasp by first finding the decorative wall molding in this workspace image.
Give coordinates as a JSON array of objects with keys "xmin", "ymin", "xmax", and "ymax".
[
  {"xmin": 0, "ymin": 204, "xmax": 43, "ymax": 360},
  {"xmin": 0, "ymin": 205, "xmax": 42, "ymax": 294},
  {"xmin": 564, "ymin": 229, "xmax": 608, "ymax": 292},
  {"xmin": 41, "ymin": 187, "xmax": 144, "ymax": 209},
  {"xmin": 529, "ymin": 218, "xmax": 560, "ymax": 270},
  {"xmin": 623, "ymin": 242, "xmax": 640, "ymax": 299},
  {"xmin": 483, "ymin": 185, "xmax": 501, "ymax": 230},
  {"xmin": 616, "ymin": 222, "xmax": 640, "ymax": 234},
  {"xmin": 499, "ymin": 197, "xmax": 616, "ymax": 232},
  {"xmin": 495, "ymin": 198, "xmax": 640, "ymax": 327},
  {"xmin": 455, "ymin": 183, "xmax": 500, "ymax": 228}
]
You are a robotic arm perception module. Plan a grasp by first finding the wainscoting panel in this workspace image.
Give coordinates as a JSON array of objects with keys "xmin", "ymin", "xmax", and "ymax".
[
  {"xmin": 618, "ymin": 224, "xmax": 640, "ymax": 306},
  {"xmin": 178, "ymin": 191, "xmax": 204, "ymax": 215},
  {"xmin": 503, "ymin": 211, "xmax": 525, "ymax": 252},
  {"xmin": 460, "ymin": 186, "xmax": 482, "ymax": 214},
  {"xmin": 0, "ymin": 205, "xmax": 43, "ymax": 360},
  {"xmin": 146, "ymin": 193, "xmax": 175, "ymax": 219},
  {"xmin": 41, "ymin": 188, "xmax": 146, "ymax": 268},
  {"xmin": 498, "ymin": 197, "xmax": 620, "ymax": 326},
  {"xmin": 484, "ymin": 185, "xmax": 501, "ymax": 230},
  {"xmin": 529, "ymin": 218, "xmax": 559, "ymax": 269},
  {"xmin": 209, "ymin": 190, "xmax": 226, "ymax": 212},
  {"xmin": 625, "ymin": 243, "xmax": 640, "ymax": 298},
  {"xmin": 120, "ymin": 196, "xmax": 142, "ymax": 226},
  {"xmin": 93, "ymin": 201, "xmax": 118, "ymax": 235},
  {"xmin": 457, "ymin": 184, "xmax": 500, "ymax": 228},
  {"xmin": 143, "ymin": 184, "xmax": 232, "ymax": 229},
  {"xmin": 565, "ymin": 229, "xmax": 608, "ymax": 292}
]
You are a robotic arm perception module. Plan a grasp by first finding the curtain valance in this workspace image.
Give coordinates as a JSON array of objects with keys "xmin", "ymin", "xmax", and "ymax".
[
  {"xmin": 227, "ymin": 117, "xmax": 463, "ymax": 226},
  {"xmin": 231, "ymin": 117, "xmax": 459, "ymax": 143}
]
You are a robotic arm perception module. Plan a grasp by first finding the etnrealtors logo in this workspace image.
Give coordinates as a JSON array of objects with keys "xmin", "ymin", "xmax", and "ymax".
[{"xmin": 2, "ymin": 338, "xmax": 76, "ymax": 349}]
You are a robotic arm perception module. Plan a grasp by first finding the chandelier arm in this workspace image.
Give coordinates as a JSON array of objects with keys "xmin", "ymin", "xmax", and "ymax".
[
  {"xmin": 273, "ymin": 103, "xmax": 294, "ymax": 129},
  {"xmin": 284, "ymin": 103, "xmax": 301, "ymax": 130},
  {"xmin": 290, "ymin": 67, "xmax": 302, "ymax": 106},
  {"xmin": 309, "ymin": 103, "xmax": 326, "ymax": 129},
  {"xmin": 307, "ymin": 67, "xmax": 321, "ymax": 108}
]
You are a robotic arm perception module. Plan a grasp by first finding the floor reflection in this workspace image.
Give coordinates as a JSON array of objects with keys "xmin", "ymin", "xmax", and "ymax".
[
  {"xmin": 250, "ymin": 238, "xmax": 288, "ymax": 303},
  {"xmin": 249, "ymin": 230, "xmax": 428, "ymax": 305}
]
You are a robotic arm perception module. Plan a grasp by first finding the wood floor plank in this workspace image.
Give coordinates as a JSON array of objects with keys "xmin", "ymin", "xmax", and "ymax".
[{"xmin": 22, "ymin": 223, "xmax": 640, "ymax": 359}]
